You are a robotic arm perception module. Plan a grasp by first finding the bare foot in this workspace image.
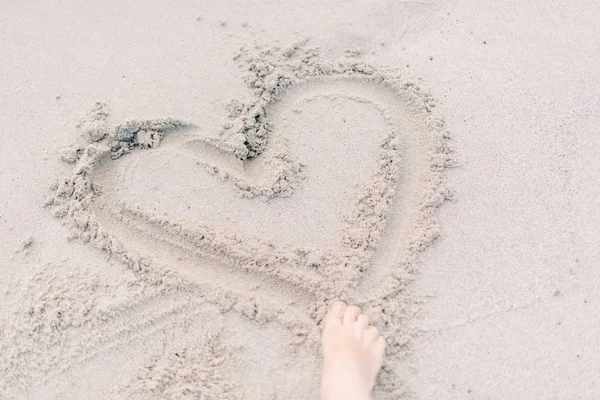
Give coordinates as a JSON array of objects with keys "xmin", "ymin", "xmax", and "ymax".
[{"xmin": 320, "ymin": 301, "xmax": 386, "ymax": 400}]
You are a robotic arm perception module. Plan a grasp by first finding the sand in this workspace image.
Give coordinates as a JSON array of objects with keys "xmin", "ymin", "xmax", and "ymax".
[{"xmin": 1, "ymin": 1, "xmax": 599, "ymax": 399}]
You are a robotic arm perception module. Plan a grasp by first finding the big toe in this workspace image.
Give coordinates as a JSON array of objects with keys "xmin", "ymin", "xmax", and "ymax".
[{"xmin": 324, "ymin": 301, "xmax": 346, "ymax": 325}]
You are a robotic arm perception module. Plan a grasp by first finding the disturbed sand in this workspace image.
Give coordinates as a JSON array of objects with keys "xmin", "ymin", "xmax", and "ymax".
[{"xmin": 1, "ymin": 1, "xmax": 599, "ymax": 399}]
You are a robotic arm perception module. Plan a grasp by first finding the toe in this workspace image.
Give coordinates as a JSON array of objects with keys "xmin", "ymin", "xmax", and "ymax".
[
  {"xmin": 342, "ymin": 305, "xmax": 362, "ymax": 326},
  {"xmin": 356, "ymin": 314, "xmax": 369, "ymax": 332},
  {"xmin": 374, "ymin": 335, "xmax": 386, "ymax": 356},
  {"xmin": 364, "ymin": 326, "xmax": 379, "ymax": 344},
  {"xmin": 324, "ymin": 301, "xmax": 346, "ymax": 325}
]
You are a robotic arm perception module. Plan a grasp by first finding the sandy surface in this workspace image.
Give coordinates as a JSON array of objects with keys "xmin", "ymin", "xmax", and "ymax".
[{"xmin": 1, "ymin": 1, "xmax": 599, "ymax": 399}]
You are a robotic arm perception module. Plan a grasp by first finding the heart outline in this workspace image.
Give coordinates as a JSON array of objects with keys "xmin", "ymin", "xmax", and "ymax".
[{"xmin": 45, "ymin": 43, "xmax": 453, "ymax": 362}]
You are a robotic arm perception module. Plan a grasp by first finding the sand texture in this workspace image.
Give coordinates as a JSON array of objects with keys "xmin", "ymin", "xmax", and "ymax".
[{"xmin": 1, "ymin": 1, "xmax": 599, "ymax": 399}]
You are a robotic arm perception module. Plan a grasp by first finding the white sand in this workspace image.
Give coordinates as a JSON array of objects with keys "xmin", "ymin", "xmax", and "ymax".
[{"xmin": 1, "ymin": 1, "xmax": 599, "ymax": 399}]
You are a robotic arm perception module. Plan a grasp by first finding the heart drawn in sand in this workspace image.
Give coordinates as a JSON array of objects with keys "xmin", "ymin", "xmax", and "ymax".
[{"xmin": 46, "ymin": 46, "xmax": 451, "ymax": 331}]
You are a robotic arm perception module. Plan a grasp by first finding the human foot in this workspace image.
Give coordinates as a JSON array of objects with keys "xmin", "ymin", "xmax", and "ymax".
[{"xmin": 320, "ymin": 301, "xmax": 386, "ymax": 400}]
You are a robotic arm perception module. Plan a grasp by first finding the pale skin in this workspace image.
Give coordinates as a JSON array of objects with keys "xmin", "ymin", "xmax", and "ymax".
[{"xmin": 320, "ymin": 301, "xmax": 386, "ymax": 400}]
